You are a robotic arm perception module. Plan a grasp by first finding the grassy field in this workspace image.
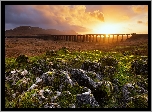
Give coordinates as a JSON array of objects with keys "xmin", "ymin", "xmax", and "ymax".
[{"xmin": 5, "ymin": 37, "xmax": 149, "ymax": 108}]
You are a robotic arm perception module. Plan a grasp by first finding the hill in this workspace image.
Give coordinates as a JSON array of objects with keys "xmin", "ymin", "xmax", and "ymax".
[{"xmin": 5, "ymin": 26, "xmax": 79, "ymax": 36}]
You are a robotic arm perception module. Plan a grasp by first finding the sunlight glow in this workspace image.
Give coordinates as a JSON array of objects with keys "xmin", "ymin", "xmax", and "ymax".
[
  {"xmin": 106, "ymin": 34, "xmax": 109, "ymax": 37},
  {"xmin": 94, "ymin": 23, "xmax": 121, "ymax": 35}
]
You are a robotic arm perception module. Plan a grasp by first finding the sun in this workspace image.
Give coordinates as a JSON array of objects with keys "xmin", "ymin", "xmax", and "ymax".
[{"xmin": 94, "ymin": 23, "xmax": 121, "ymax": 34}]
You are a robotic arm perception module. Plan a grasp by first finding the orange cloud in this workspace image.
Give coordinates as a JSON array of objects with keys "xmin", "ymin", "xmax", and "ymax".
[
  {"xmin": 132, "ymin": 5, "xmax": 148, "ymax": 13},
  {"xmin": 88, "ymin": 10, "xmax": 104, "ymax": 22},
  {"xmin": 33, "ymin": 5, "xmax": 104, "ymax": 24},
  {"xmin": 31, "ymin": 5, "xmax": 105, "ymax": 33}
]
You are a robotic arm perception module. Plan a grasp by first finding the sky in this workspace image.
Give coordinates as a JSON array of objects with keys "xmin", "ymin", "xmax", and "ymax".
[{"xmin": 5, "ymin": 5, "xmax": 148, "ymax": 34}]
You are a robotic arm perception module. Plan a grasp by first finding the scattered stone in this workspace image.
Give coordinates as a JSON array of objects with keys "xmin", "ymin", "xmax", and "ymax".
[
  {"xmin": 76, "ymin": 93, "xmax": 99, "ymax": 108},
  {"xmin": 44, "ymin": 103, "xmax": 61, "ymax": 108},
  {"xmin": 28, "ymin": 84, "xmax": 38, "ymax": 91}
]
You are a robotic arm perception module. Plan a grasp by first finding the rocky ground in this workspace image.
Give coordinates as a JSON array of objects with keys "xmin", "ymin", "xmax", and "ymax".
[
  {"xmin": 5, "ymin": 47, "xmax": 148, "ymax": 108},
  {"xmin": 5, "ymin": 36, "xmax": 149, "ymax": 108}
]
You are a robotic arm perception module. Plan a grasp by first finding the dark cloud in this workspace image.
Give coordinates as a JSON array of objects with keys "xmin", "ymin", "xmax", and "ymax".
[
  {"xmin": 6, "ymin": 5, "xmax": 28, "ymax": 23},
  {"xmin": 5, "ymin": 5, "xmax": 59, "ymax": 29}
]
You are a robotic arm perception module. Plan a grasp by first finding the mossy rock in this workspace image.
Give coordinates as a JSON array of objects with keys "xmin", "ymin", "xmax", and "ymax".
[
  {"xmin": 131, "ymin": 58, "xmax": 148, "ymax": 76},
  {"xmin": 67, "ymin": 83, "xmax": 83, "ymax": 95},
  {"xmin": 99, "ymin": 56, "xmax": 118, "ymax": 68},
  {"xmin": 16, "ymin": 55, "xmax": 28, "ymax": 64},
  {"xmin": 100, "ymin": 81, "xmax": 113, "ymax": 97},
  {"xmin": 28, "ymin": 59, "xmax": 51, "ymax": 76},
  {"xmin": 127, "ymin": 94, "xmax": 148, "ymax": 108},
  {"xmin": 45, "ymin": 50, "xmax": 57, "ymax": 56},
  {"xmin": 86, "ymin": 71, "xmax": 100, "ymax": 82},
  {"xmin": 11, "ymin": 89, "xmax": 40, "ymax": 108},
  {"xmin": 136, "ymin": 75, "xmax": 148, "ymax": 90},
  {"xmin": 103, "ymin": 66, "xmax": 116, "ymax": 79},
  {"xmin": 92, "ymin": 80, "xmax": 113, "ymax": 107},
  {"xmin": 57, "ymin": 91, "xmax": 76, "ymax": 108},
  {"xmin": 133, "ymin": 94, "xmax": 148, "ymax": 108},
  {"xmin": 81, "ymin": 60, "xmax": 102, "ymax": 72},
  {"xmin": 13, "ymin": 79, "xmax": 29, "ymax": 93},
  {"xmin": 58, "ymin": 47, "xmax": 70, "ymax": 55}
]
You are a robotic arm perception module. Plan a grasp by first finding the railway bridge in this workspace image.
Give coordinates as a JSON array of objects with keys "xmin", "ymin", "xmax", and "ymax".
[
  {"xmin": 51, "ymin": 34, "xmax": 133, "ymax": 43},
  {"xmin": 6, "ymin": 33, "xmax": 135, "ymax": 43}
]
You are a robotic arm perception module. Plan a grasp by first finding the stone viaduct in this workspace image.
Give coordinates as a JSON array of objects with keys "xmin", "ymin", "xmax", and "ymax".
[
  {"xmin": 6, "ymin": 34, "xmax": 134, "ymax": 43},
  {"xmin": 51, "ymin": 34, "xmax": 132, "ymax": 43}
]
